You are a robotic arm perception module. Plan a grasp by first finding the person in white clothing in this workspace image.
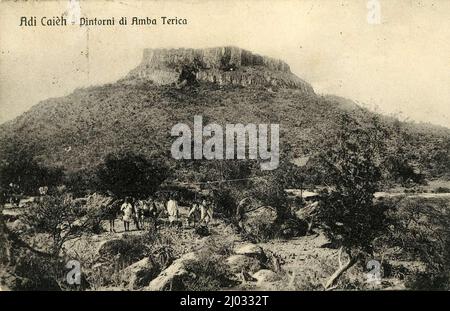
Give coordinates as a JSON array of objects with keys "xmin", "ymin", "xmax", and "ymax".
[
  {"xmin": 121, "ymin": 197, "xmax": 134, "ymax": 232},
  {"xmin": 199, "ymin": 199, "xmax": 213, "ymax": 227},
  {"xmin": 166, "ymin": 193, "xmax": 179, "ymax": 226}
]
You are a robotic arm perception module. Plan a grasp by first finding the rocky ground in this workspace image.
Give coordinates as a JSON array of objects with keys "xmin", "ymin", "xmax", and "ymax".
[
  {"xmin": 3, "ymin": 192, "xmax": 447, "ymax": 291},
  {"xmin": 54, "ymin": 212, "xmax": 392, "ymax": 291}
]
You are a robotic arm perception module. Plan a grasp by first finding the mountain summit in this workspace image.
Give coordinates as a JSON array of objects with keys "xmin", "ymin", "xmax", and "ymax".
[
  {"xmin": 0, "ymin": 47, "xmax": 448, "ymax": 179},
  {"xmin": 124, "ymin": 46, "xmax": 314, "ymax": 93}
]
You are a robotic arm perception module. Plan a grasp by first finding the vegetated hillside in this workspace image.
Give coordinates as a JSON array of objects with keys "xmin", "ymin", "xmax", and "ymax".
[
  {"xmin": 0, "ymin": 83, "xmax": 338, "ymax": 169},
  {"xmin": 0, "ymin": 47, "xmax": 449, "ymax": 181}
]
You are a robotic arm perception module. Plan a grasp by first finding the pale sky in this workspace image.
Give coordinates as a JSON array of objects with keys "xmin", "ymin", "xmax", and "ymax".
[{"xmin": 1, "ymin": 0, "xmax": 449, "ymax": 127}]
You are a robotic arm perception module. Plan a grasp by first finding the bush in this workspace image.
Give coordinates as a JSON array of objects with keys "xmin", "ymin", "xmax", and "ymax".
[
  {"xmin": 0, "ymin": 145, "xmax": 63, "ymax": 195},
  {"xmin": 176, "ymin": 252, "xmax": 236, "ymax": 291},
  {"xmin": 64, "ymin": 169, "xmax": 98, "ymax": 197},
  {"xmin": 2, "ymin": 249, "xmax": 91, "ymax": 291},
  {"xmin": 405, "ymin": 271, "xmax": 450, "ymax": 290},
  {"xmin": 239, "ymin": 206, "xmax": 277, "ymax": 243},
  {"xmin": 83, "ymin": 193, "xmax": 114, "ymax": 234},
  {"xmin": 433, "ymin": 187, "xmax": 450, "ymax": 193},
  {"xmin": 315, "ymin": 115, "xmax": 392, "ymax": 289},
  {"xmin": 211, "ymin": 187, "xmax": 238, "ymax": 219},
  {"xmin": 21, "ymin": 194, "xmax": 102, "ymax": 256},
  {"xmin": 96, "ymin": 152, "xmax": 169, "ymax": 198},
  {"xmin": 98, "ymin": 234, "xmax": 153, "ymax": 267},
  {"xmin": 12, "ymin": 252, "xmax": 64, "ymax": 290},
  {"xmin": 380, "ymin": 197, "xmax": 450, "ymax": 290},
  {"xmin": 93, "ymin": 231, "xmax": 176, "ymax": 289}
]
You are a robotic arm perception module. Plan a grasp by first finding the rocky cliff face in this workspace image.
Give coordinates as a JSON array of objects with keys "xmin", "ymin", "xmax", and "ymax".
[{"xmin": 125, "ymin": 46, "xmax": 314, "ymax": 94}]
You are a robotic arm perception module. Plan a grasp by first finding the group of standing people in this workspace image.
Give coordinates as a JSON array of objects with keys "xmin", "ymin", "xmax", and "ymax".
[
  {"xmin": 115, "ymin": 194, "xmax": 214, "ymax": 233},
  {"xmin": 187, "ymin": 198, "xmax": 214, "ymax": 228},
  {"xmin": 119, "ymin": 197, "xmax": 160, "ymax": 232}
]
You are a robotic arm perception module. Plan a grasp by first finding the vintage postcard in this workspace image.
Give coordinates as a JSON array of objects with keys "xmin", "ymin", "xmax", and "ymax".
[{"xmin": 0, "ymin": 0, "xmax": 449, "ymax": 296}]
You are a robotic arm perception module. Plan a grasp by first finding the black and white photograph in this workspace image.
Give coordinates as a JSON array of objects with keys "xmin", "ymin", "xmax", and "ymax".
[{"xmin": 0, "ymin": 0, "xmax": 449, "ymax": 301}]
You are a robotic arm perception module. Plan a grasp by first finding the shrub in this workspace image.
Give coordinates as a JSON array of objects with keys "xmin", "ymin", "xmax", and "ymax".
[
  {"xmin": 92, "ymin": 231, "xmax": 176, "ymax": 289},
  {"xmin": 98, "ymin": 234, "xmax": 153, "ymax": 267},
  {"xmin": 176, "ymin": 252, "xmax": 236, "ymax": 291},
  {"xmin": 83, "ymin": 193, "xmax": 114, "ymax": 234},
  {"xmin": 96, "ymin": 152, "xmax": 169, "ymax": 198},
  {"xmin": 237, "ymin": 206, "xmax": 278, "ymax": 243},
  {"xmin": 21, "ymin": 194, "xmax": 102, "ymax": 256},
  {"xmin": 211, "ymin": 187, "xmax": 238, "ymax": 219},
  {"xmin": 12, "ymin": 252, "xmax": 64, "ymax": 290},
  {"xmin": 315, "ymin": 115, "xmax": 392, "ymax": 289},
  {"xmin": 380, "ymin": 197, "xmax": 450, "ymax": 290},
  {"xmin": 433, "ymin": 187, "xmax": 450, "ymax": 193},
  {"xmin": 405, "ymin": 271, "xmax": 450, "ymax": 290},
  {"xmin": 64, "ymin": 169, "xmax": 98, "ymax": 197},
  {"xmin": 0, "ymin": 144, "xmax": 63, "ymax": 195}
]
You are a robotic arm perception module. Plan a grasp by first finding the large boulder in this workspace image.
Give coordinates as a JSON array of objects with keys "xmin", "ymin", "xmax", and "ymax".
[
  {"xmin": 96, "ymin": 235, "xmax": 147, "ymax": 259},
  {"xmin": 252, "ymin": 269, "xmax": 280, "ymax": 284},
  {"xmin": 146, "ymin": 252, "xmax": 197, "ymax": 291},
  {"xmin": 226, "ymin": 254, "xmax": 262, "ymax": 274},
  {"xmin": 9, "ymin": 219, "xmax": 29, "ymax": 233},
  {"xmin": 120, "ymin": 257, "xmax": 159, "ymax": 289},
  {"xmin": 97, "ymin": 238, "xmax": 127, "ymax": 258},
  {"xmin": 234, "ymin": 244, "xmax": 265, "ymax": 260}
]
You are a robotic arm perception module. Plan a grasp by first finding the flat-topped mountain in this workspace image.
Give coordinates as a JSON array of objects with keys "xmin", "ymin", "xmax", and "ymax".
[
  {"xmin": 125, "ymin": 46, "xmax": 314, "ymax": 93},
  {"xmin": 0, "ymin": 47, "xmax": 448, "ymax": 181}
]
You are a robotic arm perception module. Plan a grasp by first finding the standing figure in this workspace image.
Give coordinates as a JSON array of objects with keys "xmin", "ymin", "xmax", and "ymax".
[
  {"xmin": 137, "ymin": 200, "xmax": 149, "ymax": 229},
  {"xmin": 132, "ymin": 199, "xmax": 141, "ymax": 230},
  {"xmin": 104, "ymin": 198, "xmax": 120, "ymax": 233},
  {"xmin": 236, "ymin": 197, "xmax": 251, "ymax": 232},
  {"xmin": 166, "ymin": 193, "xmax": 180, "ymax": 227},
  {"xmin": 148, "ymin": 200, "xmax": 160, "ymax": 231},
  {"xmin": 38, "ymin": 186, "xmax": 48, "ymax": 196},
  {"xmin": 199, "ymin": 199, "xmax": 214, "ymax": 227},
  {"xmin": 187, "ymin": 200, "xmax": 201, "ymax": 227},
  {"xmin": 121, "ymin": 197, "xmax": 134, "ymax": 232}
]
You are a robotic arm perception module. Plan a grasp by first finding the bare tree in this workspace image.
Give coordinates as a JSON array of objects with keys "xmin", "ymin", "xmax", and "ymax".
[{"xmin": 21, "ymin": 194, "xmax": 101, "ymax": 256}]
